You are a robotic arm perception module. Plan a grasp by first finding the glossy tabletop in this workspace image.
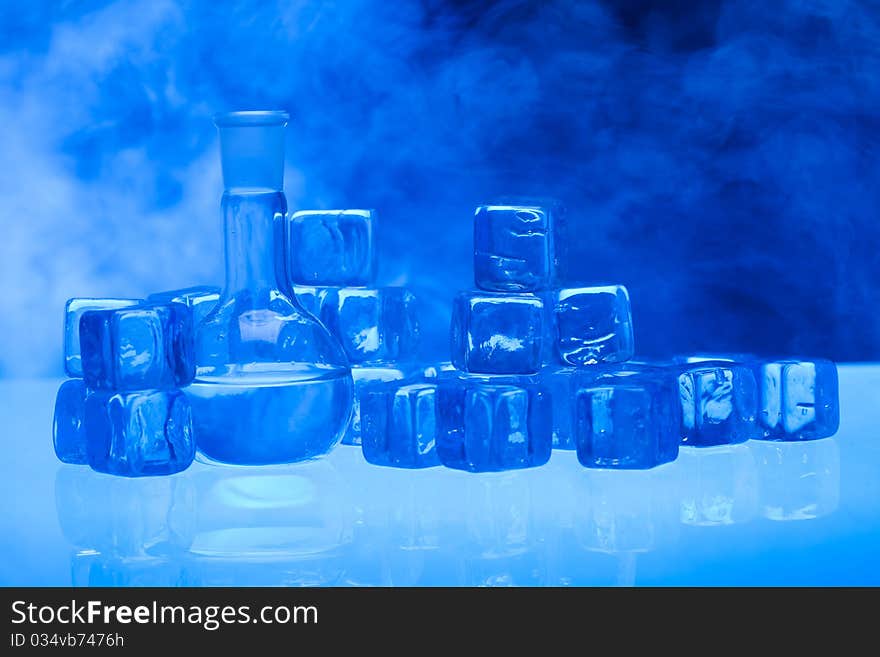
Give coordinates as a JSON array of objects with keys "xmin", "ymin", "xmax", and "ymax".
[{"xmin": 2, "ymin": 365, "xmax": 878, "ymax": 586}]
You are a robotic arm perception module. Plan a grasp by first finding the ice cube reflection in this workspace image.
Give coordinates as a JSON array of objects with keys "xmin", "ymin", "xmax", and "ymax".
[{"xmin": 55, "ymin": 436, "xmax": 841, "ymax": 586}]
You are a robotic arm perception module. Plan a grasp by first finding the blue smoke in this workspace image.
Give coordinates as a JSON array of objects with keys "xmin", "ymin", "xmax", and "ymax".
[{"xmin": 0, "ymin": 0, "xmax": 878, "ymax": 377}]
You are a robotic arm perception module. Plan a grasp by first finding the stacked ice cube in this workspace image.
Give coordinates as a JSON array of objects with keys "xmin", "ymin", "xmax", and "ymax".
[
  {"xmin": 434, "ymin": 205, "xmax": 561, "ymax": 472},
  {"xmin": 54, "ymin": 294, "xmax": 210, "ymax": 477},
  {"xmin": 358, "ymin": 203, "xmax": 639, "ymax": 472},
  {"xmin": 282, "ymin": 210, "xmax": 422, "ymax": 447},
  {"xmin": 53, "ymin": 202, "xmax": 841, "ymax": 476},
  {"xmin": 359, "ymin": 202, "xmax": 841, "ymax": 472},
  {"xmin": 451, "ymin": 204, "xmax": 680, "ymax": 470},
  {"xmin": 355, "ymin": 205, "xmax": 561, "ymax": 472}
]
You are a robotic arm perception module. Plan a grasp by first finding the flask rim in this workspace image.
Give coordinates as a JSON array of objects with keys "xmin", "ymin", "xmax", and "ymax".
[{"xmin": 214, "ymin": 110, "xmax": 289, "ymax": 127}]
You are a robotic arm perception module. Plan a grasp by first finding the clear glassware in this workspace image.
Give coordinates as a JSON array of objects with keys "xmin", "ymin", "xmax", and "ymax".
[{"xmin": 187, "ymin": 111, "xmax": 353, "ymax": 465}]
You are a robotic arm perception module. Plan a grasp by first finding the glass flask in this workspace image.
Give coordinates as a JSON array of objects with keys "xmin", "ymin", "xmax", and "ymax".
[{"xmin": 188, "ymin": 111, "xmax": 354, "ymax": 465}]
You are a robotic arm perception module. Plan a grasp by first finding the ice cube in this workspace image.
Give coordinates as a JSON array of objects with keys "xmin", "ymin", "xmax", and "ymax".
[
  {"xmin": 539, "ymin": 366, "xmax": 600, "ymax": 450},
  {"xmin": 474, "ymin": 205, "xmax": 553, "ymax": 292},
  {"xmin": 344, "ymin": 365, "xmax": 415, "ymax": 446},
  {"xmin": 64, "ymin": 298, "xmax": 142, "ymax": 377},
  {"xmin": 437, "ymin": 376, "xmax": 551, "ymax": 472},
  {"xmin": 677, "ymin": 362, "xmax": 758, "ymax": 446},
  {"xmin": 318, "ymin": 287, "xmax": 420, "ymax": 365},
  {"xmin": 451, "ymin": 292, "xmax": 545, "ymax": 374},
  {"xmin": 285, "ymin": 209, "xmax": 377, "ymax": 286},
  {"xmin": 756, "ymin": 359, "xmax": 839, "ymax": 440},
  {"xmin": 551, "ymin": 285, "xmax": 634, "ymax": 367},
  {"xmin": 361, "ymin": 382, "xmax": 440, "ymax": 468},
  {"xmin": 147, "ymin": 286, "xmax": 220, "ymax": 328},
  {"xmin": 85, "ymin": 389, "xmax": 195, "ymax": 477},
  {"xmin": 575, "ymin": 365, "xmax": 680, "ymax": 469},
  {"xmin": 79, "ymin": 302, "xmax": 195, "ymax": 390},
  {"xmin": 53, "ymin": 379, "xmax": 89, "ymax": 464}
]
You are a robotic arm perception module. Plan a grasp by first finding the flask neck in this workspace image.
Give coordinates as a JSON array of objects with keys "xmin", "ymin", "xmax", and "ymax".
[{"xmin": 222, "ymin": 190, "xmax": 287, "ymax": 299}]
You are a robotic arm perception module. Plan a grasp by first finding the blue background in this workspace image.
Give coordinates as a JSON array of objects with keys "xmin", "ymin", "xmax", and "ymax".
[{"xmin": 1, "ymin": 0, "xmax": 878, "ymax": 378}]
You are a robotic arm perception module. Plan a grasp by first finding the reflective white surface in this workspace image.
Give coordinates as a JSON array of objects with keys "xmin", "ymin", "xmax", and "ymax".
[{"xmin": 2, "ymin": 365, "xmax": 877, "ymax": 586}]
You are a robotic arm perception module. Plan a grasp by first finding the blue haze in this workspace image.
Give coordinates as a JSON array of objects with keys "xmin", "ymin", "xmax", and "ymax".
[{"xmin": 0, "ymin": 0, "xmax": 878, "ymax": 377}]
